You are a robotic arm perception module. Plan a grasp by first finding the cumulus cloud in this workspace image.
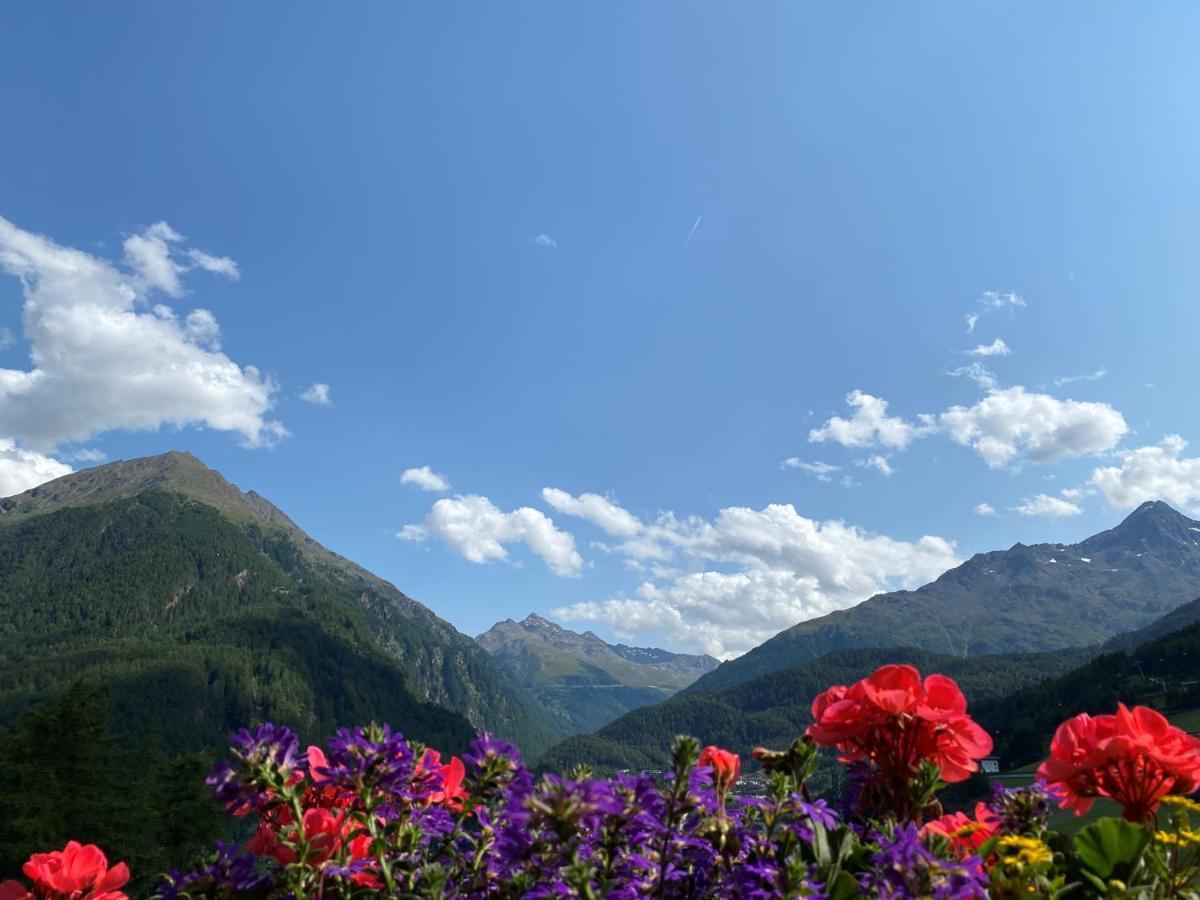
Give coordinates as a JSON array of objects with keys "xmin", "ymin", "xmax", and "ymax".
[
  {"xmin": 974, "ymin": 502, "xmax": 997, "ymax": 517},
  {"xmin": 399, "ymin": 494, "xmax": 582, "ymax": 576},
  {"xmin": 780, "ymin": 459, "xmax": 842, "ymax": 482},
  {"xmin": 300, "ymin": 383, "xmax": 332, "ymax": 406},
  {"xmin": 939, "ymin": 387, "xmax": 1127, "ymax": 468},
  {"xmin": 1014, "ymin": 493, "xmax": 1083, "ymax": 518},
  {"xmin": 541, "ymin": 488, "xmax": 642, "ymax": 537},
  {"xmin": 555, "ymin": 501, "xmax": 959, "ymax": 658},
  {"xmin": 967, "ymin": 338, "xmax": 1011, "ymax": 358},
  {"xmin": 533, "ymin": 233, "xmax": 558, "ymax": 248},
  {"xmin": 809, "ymin": 390, "xmax": 930, "ymax": 450},
  {"xmin": 0, "ymin": 440, "xmax": 72, "ymax": 496},
  {"xmin": 0, "ymin": 216, "xmax": 285, "ymax": 450},
  {"xmin": 1089, "ymin": 435, "xmax": 1200, "ymax": 512},
  {"xmin": 400, "ymin": 465, "xmax": 450, "ymax": 493}
]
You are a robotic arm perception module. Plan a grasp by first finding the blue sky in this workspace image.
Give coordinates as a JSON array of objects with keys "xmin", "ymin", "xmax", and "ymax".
[{"xmin": 2, "ymin": 4, "xmax": 1200, "ymax": 657}]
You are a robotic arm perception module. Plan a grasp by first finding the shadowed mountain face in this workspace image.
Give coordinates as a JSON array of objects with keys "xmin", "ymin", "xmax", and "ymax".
[
  {"xmin": 477, "ymin": 614, "xmax": 718, "ymax": 736},
  {"xmin": 687, "ymin": 501, "xmax": 1200, "ymax": 695},
  {"xmin": 0, "ymin": 451, "xmax": 556, "ymax": 755}
]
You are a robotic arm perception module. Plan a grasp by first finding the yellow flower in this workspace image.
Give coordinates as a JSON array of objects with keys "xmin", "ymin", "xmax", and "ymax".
[
  {"xmin": 1156, "ymin": 828, "xmax": 1200, "ymax": 847},
  {"xmin": 996, "ymin": 835, "xmax": 1052, "ymax": 869}
]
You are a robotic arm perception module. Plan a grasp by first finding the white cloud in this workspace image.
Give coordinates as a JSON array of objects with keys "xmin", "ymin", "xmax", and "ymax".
[
  {"xmin": 780, "ymin": 458, "xmax": 842, "ymax": 482},
  {"xmin": 1089, "ymin": 435, "xmax": 1200, "ymax": 512},
  {"xmin": 556, "ymin": 501, "xmax": 959, "ymax": 658},
  {"xmin": 856, "ymin": 455, "xmax": 894, "ymax": 476},
  {"xmin": 974, "ymin": 502, "xmax": 997, "ymax": 517},
  {"xmin": 966, "ymin": 291, "xmax": 1024, "ymax": 333},
  {"xmin": 1054, "ymin": 368, "xmax": 1107, "ymax": 387},
  {"xmin": 400, "ymin": 465, "xmax": 450, "ymax": 493},
  {"xmin": 533, "ymin": 233, "xmax": 558, "ymax": 248},
  {"xmin": 980, "ymin": 290, "xmax": 1026, "ymax": 311},
  {"xmin": 0, "ymin": 439, "xmax": 72, "ymax": 496},
  {"xmin": 187, "ymin": 248, "xmax": 240, "ymax": 279},
  {"xmin": 299, "ymin": 382, "xmax": 332, "ymax": 406},
  {"xmin": 541, "ymin": 488, "xmax": 642, "ymax": 537},
  {"xmin": 399, "ymin": 493, "xmax": 582, "ymax": 577},
  {"xmin": 1013, "ymin": 493, "xmax": 1083, "ymax": 518},
  {"xmin": 967, "ymin": 338, "xmax": 1011, "ymax": 358},
  {"xmin": 0, "ymin": 327, "xmax": 15, "ymax": 350},
  {"xmin": 948, "ymin": 363, "xmax": 999, "ymax": 390},
  {"xmin": 809, "ymin": 390, "xmax": 929, "ymax": 450},
  {"xmin": 939, "ymin": 387, "xmax": 1127, "ymax": 468},
  {"xmin": 0, "ymin": 216, "xmax": 286, "ymax": 450},
  {"xmin": 122, "ymin": 221, "xmax": 239, "ymax": 297},
  {"xmin": 65, "ymin": 447, "xmax": 106, "ymax": 463}
]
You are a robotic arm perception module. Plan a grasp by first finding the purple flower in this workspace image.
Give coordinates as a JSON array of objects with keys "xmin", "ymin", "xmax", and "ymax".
[
  {"xmin": 321, "ymin": 723, "xmax": 414, "ymax": 794},
  {"xmin": 861, "ymin": 824, "xmax": 988, "ymax": 899},
  {"xmin": 205, "ymin": 723, "xmax": 300, "ymax": 812},
  {"xmin": 986, "ymin": 779, "xmax": 1059, "ymax": 834},
  {"xmin": 156, "ymin": 842, "xmax": 271, "ymax": 898},
  {"xmin": 464, "ymin": 732, "xmax": 521, "ymax": 774}
]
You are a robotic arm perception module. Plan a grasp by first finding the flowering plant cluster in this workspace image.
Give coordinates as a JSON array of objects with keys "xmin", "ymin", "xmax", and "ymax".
[{"xmin": 7, "ymin": 663, "xmax": 1200, "ymax": 897}]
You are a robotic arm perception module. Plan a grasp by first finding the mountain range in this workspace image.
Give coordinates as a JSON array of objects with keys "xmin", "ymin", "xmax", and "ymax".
[
  {"xmin": 477, "ymin": 614, "xmax": 718, "ymax": 734},
  {"xmin": 5, "ymin": 450, "xmax": 1200, "ymax": 780},
  {"xmin": 685, "ymin": 500, "xmax": 1200, "ymax": 695}
]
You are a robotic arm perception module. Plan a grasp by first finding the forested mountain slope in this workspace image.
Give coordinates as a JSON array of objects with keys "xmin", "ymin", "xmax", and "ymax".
[
  {"xmin": 0, "ymin": 452, "xmax": 556, "ymax": 754},
  {"xmin": 972, "ymin": 615, "xmax": 1200, "ymax": 768},
  {"xmin": 537, "ymin": 645, "xmax": 1096, "ymax": 774}
]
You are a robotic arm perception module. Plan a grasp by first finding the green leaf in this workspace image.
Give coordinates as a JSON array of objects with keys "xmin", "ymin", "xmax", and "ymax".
[
  {"xmin": 1073, "ymin": 817, "xmax": 1150, "ymax": 881},
  {"xmin": 825, "ymin": 869, "xmax": 864, "ymax": 900}
]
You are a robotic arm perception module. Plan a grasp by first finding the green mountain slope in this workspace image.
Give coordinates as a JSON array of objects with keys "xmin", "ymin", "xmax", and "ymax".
[
  {"xmin": 972, "ymin": 614, "xmax": 1200, "ymax": 769},
  {"xmin": 0, "ymin": 452, "xmax": 556, "ymax": 755},
  {"xmin": 477, "ymin": 614, "xmax": 718, "ymax": 735},
  {"xmin": 686, "ymin": 501, "xmax": 1200, "ymax": 695},
  {"xmin": 537, "ymin": 645, "xmax": 1096, "ymax": 774}
]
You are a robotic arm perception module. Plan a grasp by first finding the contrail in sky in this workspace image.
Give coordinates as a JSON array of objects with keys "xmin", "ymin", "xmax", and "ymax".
[{"xmin": 683, "ymin": 214, "xmax": 703, "ymax": 248}]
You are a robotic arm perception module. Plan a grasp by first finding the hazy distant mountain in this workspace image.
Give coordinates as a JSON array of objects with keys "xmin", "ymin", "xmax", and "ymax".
[
  {"xmin": 477, "ymin": 614, "xmax": 718, "ymax": 735},
  {"xmin": 0, "ymin": 451, "xmax": 556, "ymax": 754},
  {"xmin": 687, "ymin": 501, "xmax": 1200, "ymax": 694}
]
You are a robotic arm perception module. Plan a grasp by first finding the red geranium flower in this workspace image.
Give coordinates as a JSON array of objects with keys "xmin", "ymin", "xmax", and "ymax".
[
  {"xmin": 18, "ymin": 842, "xmax": 129, "ymax": 900},
  {"xmin": 698, "ymin": 745, "xmax": 741, "ymax": 793},
  {"xmin": 921, "ymin": 801, "xmax": 995, "ymax": 857},
  {"xmin": 807, "ymin": 664, "xmax": 993, "ymax": 785},
  {"xmin": 1038, "ymin": 703, "xmax": 1200, "ymax": 824},
  {"xmin": 417, "ymin": 748, "xmax": 467, "ymax": 810}
]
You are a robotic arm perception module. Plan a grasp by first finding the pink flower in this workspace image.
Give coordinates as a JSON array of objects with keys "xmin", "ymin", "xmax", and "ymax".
[
  {"xmin": 807, "ymin": 664, "xmax": 993, "ymax": 784},
  {"xmin": 21, "ymin": 842, "xmax": 129, "ymax": 900},
  {"xmin": 922, "ymin": 802, "xmax": 995, "ymax": 857},
  {"xmin": 698, "ymin": 745, "xmax": 741, "ymax": 793},
  {"xmin": 1038, "ymin": 704, "xmax": 1200, "ymax": 823}
]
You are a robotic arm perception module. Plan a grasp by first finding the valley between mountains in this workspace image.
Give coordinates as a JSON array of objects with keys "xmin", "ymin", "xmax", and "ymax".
[{"xmin": 3, "ymin": 452, "xmax": 1200, "ymax": 783}]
